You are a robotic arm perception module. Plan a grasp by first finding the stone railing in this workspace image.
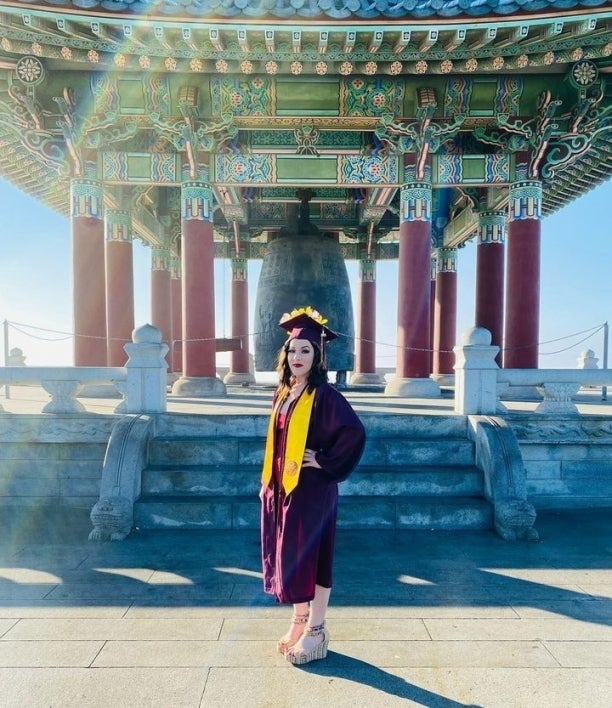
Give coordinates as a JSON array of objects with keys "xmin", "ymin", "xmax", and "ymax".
[
  {"xmin": 454, "ymin": 326, "xmax": 612, "ymax": 415},
  {"xmin": 0, "ymin": 324, "xmax": 168, "ymax": 415}
]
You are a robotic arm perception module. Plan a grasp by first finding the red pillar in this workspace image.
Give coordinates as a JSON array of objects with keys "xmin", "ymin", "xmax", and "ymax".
[
  {"xmin": 170, "ymin": 255, "xmax": 183, "ymax": 375},
  {"xmin": 475, "ymin": 210, "xmax": 506, "ymax": 366},
  {"xmin": 432, "ymin": 248, "xmax": 457, "ymax": 378},
  {"xmin": 504, "ymin": 180, "xmax": 542, "ymax": 369},
  {"xmin": 385, "ymin": 176, "xmax": 440, "ymax": 397},
  {"xmin": 105, "ymin": 210, "xmax": 134, "ymax": 367},
  {"xmin": 71, "ymin": 178, "xmax": 107, "ymax": 365},
  {"xmin": 397, "ymin": 220, "xmax": 431, "ymax": 378},
  {"xmin": 173, "ymin": 180, "xmax": 225, "ymax": 396},
  {"xmin": 225, "ymin": 256, "xmax": 255, "ymax": 385},
  {"xmin": 151, "ymin": 247, "xmax": 172, "ymax": 367},
  {"xmin": 181, "ymin": 219, "xmax": 215, "ymax": 378},
  {"xmin": 351, "ymin": 257, "xmax": 383, "ymax": 386},
  {"xmin": 429, "ymin": 256, "xmax": 436, "ymax": 373}
]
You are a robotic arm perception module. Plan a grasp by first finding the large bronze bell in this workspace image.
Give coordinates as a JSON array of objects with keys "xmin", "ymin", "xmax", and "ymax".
[{"xmin": 254, "ymin": 196, "xmax": 355, "ymax": 372}]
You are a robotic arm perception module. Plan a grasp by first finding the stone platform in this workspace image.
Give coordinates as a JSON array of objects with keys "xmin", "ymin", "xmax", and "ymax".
[
  {"xmin": 1, "ymin": 381, "xmax": 612, "ymax": 417},
  {"xmin": 2, "ymin": 383, "xmax": 612, "ymax": 524}
]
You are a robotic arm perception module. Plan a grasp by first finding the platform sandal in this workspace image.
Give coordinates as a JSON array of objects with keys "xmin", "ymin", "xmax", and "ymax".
[
  {"xmin": 277, "ymin": 612, "xmax": 309, "ymax": 654},
  {"xmin": 285, "ymin": 622, "xmax": 329, "ymax": 665}
]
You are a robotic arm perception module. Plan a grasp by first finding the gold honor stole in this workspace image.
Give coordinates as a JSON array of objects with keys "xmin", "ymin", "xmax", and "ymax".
[{"xmin": 261, "ymin": 389, "xmax": 316, "ymax": 495}]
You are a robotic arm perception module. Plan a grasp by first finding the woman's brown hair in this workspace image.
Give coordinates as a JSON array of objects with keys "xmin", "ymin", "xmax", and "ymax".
[{"xmin": 276, "ymin": 338, "xmax": 328, "ymax": 396}]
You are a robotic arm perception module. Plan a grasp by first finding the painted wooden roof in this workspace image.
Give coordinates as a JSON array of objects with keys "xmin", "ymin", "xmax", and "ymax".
[{"xmin": 0, "ymin": 0, "xmax": 610, "ymax": 253}]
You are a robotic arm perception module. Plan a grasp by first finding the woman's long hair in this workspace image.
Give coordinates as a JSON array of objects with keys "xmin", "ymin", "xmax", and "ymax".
[{"xmin": 276, "ymin": 338, "xmax": 328, "ymax": 396}]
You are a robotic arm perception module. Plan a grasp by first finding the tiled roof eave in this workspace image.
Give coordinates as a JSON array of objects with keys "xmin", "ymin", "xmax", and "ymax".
[{"xmin": 5, "ymin": 0, "xmax": 612, "ymax": 22}]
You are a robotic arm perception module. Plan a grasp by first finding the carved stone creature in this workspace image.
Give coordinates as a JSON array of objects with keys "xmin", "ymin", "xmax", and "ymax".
[
  {"xmin": 495, "ymin": 499, "xmax": 539, "ymax": 541},
  {"xmin": 88, "ymin": 413, "xmax": 154, "ymax": 542},
  {"xmin": 89, "ymin": 496, "xmax": 132, "ymax": 541}
]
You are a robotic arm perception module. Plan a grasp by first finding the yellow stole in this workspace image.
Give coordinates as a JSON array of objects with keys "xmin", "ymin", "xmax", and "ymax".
[{"xmin": 261, "ymin": 388, "xmax": 316, "ymax": 495}]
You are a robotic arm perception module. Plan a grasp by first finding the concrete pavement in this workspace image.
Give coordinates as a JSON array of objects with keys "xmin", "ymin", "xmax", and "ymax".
[{"xmin": 0, "ymin": 507, "xmax": 611, "ymax": 707}]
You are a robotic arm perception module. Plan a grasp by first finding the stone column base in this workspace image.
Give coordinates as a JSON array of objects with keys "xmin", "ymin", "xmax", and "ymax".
[
  {"xmin": 384, "ymin": 377, "xmax": 441, "ymax": 398},
  {"xmin": 431, "ymin": 373, "xmax": 455, "ymax": 387},
  {"xmin": 172, "ymin": 376, "xmax": 227, "ymax": 397},
  {"xmin": 349, "ymin": 372, "xmax": 386, "ymax": 386},
  {"xmin": 167, "ymin": 372, "xmax": 180, "ymax": 387},
  {"xmin": 223, "ymin": 371, "xmax": 256, "ymax": 386}
]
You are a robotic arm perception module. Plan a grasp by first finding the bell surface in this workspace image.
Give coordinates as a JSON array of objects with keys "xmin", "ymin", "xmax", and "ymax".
[{"xmin": 254, "ymin": 233, "xmax": 355, "ymax": 372}]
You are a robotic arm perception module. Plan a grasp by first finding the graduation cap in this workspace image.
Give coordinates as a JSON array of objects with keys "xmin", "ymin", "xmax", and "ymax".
[{"xmin": 279, "ymin": 307, "xmax": 337, "ymax": 361}]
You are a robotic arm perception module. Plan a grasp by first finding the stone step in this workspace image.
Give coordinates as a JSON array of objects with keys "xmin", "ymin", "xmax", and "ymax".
[
  {"xmin": 141, "ymin": 465, "xmax": 262, "ymax": 496},
  {"xmin": 363, "ymin": 438, "xmax": 475, "ymax": 467},
  {"xmin": 138, "ymin": 411, "xmax": 488, "ymax": 531},
  {"xmin": 339, "ymin": 496, "xmax": 492, "ymax": 530},
  {"xmin": 148, "ymin": 437, "xmax": 475, "ymax": 468},
  {"xmin": 152, "ymin": 412, "xmax": 470, "ymax": 440},
  {"xmin": 141, "ymin": 465, "xmax": 483, "ymax": 497},
  {"xmin": 344, "ymin": 466, "xmax": 483, "ymax": 497},
  {"xmin": 134, "ymin": 496, "xmax": 257, "ymax": 530},
  {"xmin": 148, "ymin": 438, "xmax": 262, "ymax": 467},
  {"xmin": 133, "ymin": 495, "xmax": 492, "ymax": 531}
]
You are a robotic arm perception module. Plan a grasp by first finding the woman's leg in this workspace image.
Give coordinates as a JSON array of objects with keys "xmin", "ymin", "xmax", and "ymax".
[
  {"xmin": 285, "ymin": 584, "xmax": 330, "ymax": 660},
  {"xmin": 277, "ymin": 601, "xmax": 309, "ymax": 652},
  {"xmin": 308, "ymin": 584, "xmax": 331, "ymax": 627}
]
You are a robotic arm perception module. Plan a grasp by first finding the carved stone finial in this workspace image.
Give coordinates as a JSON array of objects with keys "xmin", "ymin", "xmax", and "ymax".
[
  {"xmin": 132, "ymin": 323, "xmax": 162, "ymax": 344},
  {"xmin": 576, "ymin": 349, "xmax": 599, "ymax": 369},
  {"xmin": 462, "ymin": 326, "xmax": 492, "ymax": 346}
]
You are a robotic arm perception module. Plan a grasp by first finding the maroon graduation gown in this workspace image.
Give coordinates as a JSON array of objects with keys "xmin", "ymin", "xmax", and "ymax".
[{"xmin": 260, "ymin": 382, "xmax": 366, "ymax": 604}]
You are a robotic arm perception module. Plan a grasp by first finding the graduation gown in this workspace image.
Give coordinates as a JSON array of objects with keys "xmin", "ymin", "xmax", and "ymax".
[{"xmin": 260, "ymin": 382, "xmax": 366, "ymax": 604}]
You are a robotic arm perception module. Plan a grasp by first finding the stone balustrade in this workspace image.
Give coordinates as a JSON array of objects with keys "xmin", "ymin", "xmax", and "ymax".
[
  {"xmin": 0, "ymin": 324, "xmax": 608, "ymax": 416},
  {"xmin": 0, "ymin": 324, "xmax": 168, "ymax": 415},
  {"xmin": 454, "ymin": 326, "xmax": 611, "ymax": 415},
  {"xmin": 0, "ymin": 366, "xmax": 126, "ymax": 413}
]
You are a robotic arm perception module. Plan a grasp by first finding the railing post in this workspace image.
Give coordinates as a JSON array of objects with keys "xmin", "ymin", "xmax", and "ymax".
[
  {"xmin": 3, "ymin": 319, "xmax": 9, "ymax": 399},
  {"xmin": 603, "ymin": 321, "xmax": 608, "ymax": 402},
  {"xmin": 454, "ymin": 326, "xmax": 500, "ymax": 414},
  {"xmin": 123, "ymin": 324, "xmax": 169, "ymax": 413}
]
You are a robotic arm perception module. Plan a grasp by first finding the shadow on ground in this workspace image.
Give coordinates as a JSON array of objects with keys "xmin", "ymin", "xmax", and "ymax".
[{"xmin": 0, "ymin": 508, "xmax": 610, "ymax": 628}]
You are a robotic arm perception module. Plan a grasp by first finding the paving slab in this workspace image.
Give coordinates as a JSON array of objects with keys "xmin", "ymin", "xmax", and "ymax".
[
  {"xmin": 0, "ymin": 668, "xmax": 208, "ymax": 708},
  {"xmin": 0, "ymin": 640, "xmax": 103, "ymax": 667},
  {"xmin": 0, "ymin": 603, "xmax": 130, "ymax": 618},
  {"xmin": 512, "ymin": 599, "xmax": 612, "ymax": 621},
  {"xmin": 543, "ymin": 640, "xmax": 612, "ymax": 668},
  {"xmin": 2, "ymin": 617, "xmax": 224, "ymax": 641},
  {"xmin": 423, "ymin": 617, "xmax": 612, "ymax": 642}
]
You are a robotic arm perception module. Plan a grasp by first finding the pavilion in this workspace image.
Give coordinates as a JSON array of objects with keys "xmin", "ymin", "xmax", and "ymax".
[{"xmin": 0, "ymin": 0, "xmax": 610, "ymax": 397}]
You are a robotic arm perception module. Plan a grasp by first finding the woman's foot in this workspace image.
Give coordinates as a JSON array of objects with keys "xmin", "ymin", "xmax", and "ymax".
[
  {"xmin": 285, "ymin": 622, "xmax": 329, "ymax": 664},
  {"xmin": 277, "ymin": 613, "xmax": 309, "ymax": 654}
]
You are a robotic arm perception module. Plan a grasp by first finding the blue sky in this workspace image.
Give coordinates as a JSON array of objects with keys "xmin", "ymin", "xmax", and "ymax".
[{"xmin": 0, "ymin": 178, "xmax": 609, "ymax": 370}]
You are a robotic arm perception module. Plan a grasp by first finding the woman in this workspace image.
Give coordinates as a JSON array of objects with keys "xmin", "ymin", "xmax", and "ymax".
[{"xmin": 260, "ymin": 306, "xmax": 366, "ymax": 665}]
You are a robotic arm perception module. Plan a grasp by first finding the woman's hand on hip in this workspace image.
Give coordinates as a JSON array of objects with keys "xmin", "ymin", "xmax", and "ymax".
[{"xmin": 303, "ymin": 448, "xmax": 322, "ymax": 469}]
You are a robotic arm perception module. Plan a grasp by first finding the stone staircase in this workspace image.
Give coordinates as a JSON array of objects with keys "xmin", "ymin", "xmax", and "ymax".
[{"xmin": 134, "ymin": 412, "xmax": 493, "ymax": 531}]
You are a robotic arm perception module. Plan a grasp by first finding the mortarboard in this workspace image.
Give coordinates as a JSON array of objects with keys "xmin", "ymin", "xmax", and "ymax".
[{"xmin": 278, "ymin": 307, "xmax": 337, "ymax": 359}]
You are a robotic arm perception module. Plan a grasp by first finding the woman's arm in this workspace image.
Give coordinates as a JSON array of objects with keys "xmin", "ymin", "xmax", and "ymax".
[{"xmin": 307, "ymin": 386, "xmax": 365, "ymax": 482}]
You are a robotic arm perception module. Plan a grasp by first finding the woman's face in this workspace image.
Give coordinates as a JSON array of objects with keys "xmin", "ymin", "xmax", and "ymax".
[{"xmin": 286, "ymin": 338, "xmax": 315, "ymax": 379}]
